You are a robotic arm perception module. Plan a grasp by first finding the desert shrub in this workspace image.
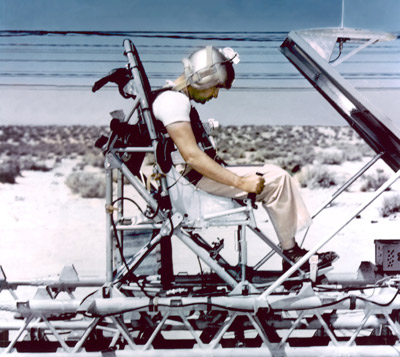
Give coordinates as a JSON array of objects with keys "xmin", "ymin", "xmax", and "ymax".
[
  {"xmin": 259, "ymin": 141, "xmax": 279, "ymax": 152},
  {"xmin": 0, "ymin": 160, "xmax": 21, "ymax": 184},
  {"xmin": 297, "ymin": 166, "xmax": 337, "ymax": 189},
  {"xmin": 277, "ymin": 152, "xmax": 315, "ymax": 174},
  {"xmin": 229, "ymin": 147, "xmax": 246, "ymax": 160},
  {"xmin": 319, "ymin": 151, "xmax": 345, "ymax": 165},
  {"xmin": 82, "ymin": 152, "xmax": 104, "ymax": 168},
  {"xmin": 358, "ymin": 143, "xmax": 375, "ymax": 157},
  {"xmin": 380, "ymin": 195, "xmax": 400, "ymax": 217},
  {"xmin": 360, "ymin": 170, "xmax": 390, "ymax": 192},
  {"xmin": 290, "ymin": 147, "xmax": 316, "ymax": 164},
  {"xmin": 65, "ymin": 171, "xmax": 106, "ymax": 198},
  {"xmin": 247, "ymin": 148, "xmax": 280, "ymax": 163},
  {"xmin": 20, "ymin": 158, "xmax": 52, "ymax": 172},
  {"xmin": 343, "ymin": 148, "xmax": 363, "ymax": 162}
]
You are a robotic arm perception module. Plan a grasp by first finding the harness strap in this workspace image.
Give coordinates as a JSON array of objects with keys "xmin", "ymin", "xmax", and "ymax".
[
  {"xmin": 184, "ymin": 168, "xmax": 203, "ymax": 185},
  {"xmin": 182, "ymin": 107, "xmax": 226, "ymax": 184}
]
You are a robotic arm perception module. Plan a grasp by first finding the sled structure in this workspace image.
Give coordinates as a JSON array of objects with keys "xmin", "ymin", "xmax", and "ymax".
[{"xmin": 1, "ymin": 28, "xmax": 400, "ymax": 355}]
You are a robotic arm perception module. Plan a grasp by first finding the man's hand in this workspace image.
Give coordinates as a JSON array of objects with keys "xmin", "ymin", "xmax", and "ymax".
[{"xmin": 238, "ymin": 174, "xmax": 265, "ymax": 194}]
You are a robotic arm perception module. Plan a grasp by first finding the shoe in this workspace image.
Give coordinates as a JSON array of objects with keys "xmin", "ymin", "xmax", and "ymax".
[{"xmin": 282, "ymin": 243, "xmax": 339, "ymax": 273}]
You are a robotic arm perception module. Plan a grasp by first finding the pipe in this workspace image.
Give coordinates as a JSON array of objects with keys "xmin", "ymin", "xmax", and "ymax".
[
  {"xmin": 3, "ymin": 345, "xmax": 400, "ymax": 356},
  {"xmin": 0, "ymin": 312, "xmax": 386, "ymax": 331},
  {"xmin": 105, "ymin": 167, "xmax": 113, "ymax": 282}
]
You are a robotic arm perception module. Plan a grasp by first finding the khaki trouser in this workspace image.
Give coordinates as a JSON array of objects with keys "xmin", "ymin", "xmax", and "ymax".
[{"xmin": 195, "ymin": 164, "xmax": 312, "ymax": 245}]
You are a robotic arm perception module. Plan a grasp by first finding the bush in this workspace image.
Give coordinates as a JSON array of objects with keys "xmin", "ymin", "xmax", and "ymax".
[
  {"xmin": 65, "ymin": 171, "xmax": 106, "ymax": 198},
  {"xmin": 319, "ymin": 151, "xmax": 345, "ymax": 165},
  {"xmin": 20, "ymin": 158, "xmax": 52, "ymax": 172},
  {"xmin": 361, "ymin": 170, "xmax": 390, "ymax": 192},
  {"xmin": 380, "ymin": 195, "xmax": 400, "ymax": 217},
  {"xmin": 0, "ymin": 160, "xmax": 20, "ymax": 184},
  {"xmin": 277, "ymin": 152, "xmax": 315, "ymax": 174},
  {"xmin": 80, "ymin": 152, "xmax": 105, "ymax": 169},
  {"xmin": 297, "ymin": 166, "xmax": 337, "ymax": 189}
]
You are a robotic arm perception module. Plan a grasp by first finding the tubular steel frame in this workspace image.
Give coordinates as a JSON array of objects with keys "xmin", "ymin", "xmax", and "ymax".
[{"xmin": 2, "ymin": 29, "xmax": 400, "ymax": 355}]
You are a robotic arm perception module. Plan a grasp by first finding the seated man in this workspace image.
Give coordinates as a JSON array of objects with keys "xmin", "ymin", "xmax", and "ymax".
[{"xmin": 152, "ymin": 45, "xmax": 338, "ymax": 272}]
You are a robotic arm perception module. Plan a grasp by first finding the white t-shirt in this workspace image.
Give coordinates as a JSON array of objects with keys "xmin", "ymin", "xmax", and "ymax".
[{"xmin": 152, "ymin": 90, "xmax": 191, "ymax": 127}]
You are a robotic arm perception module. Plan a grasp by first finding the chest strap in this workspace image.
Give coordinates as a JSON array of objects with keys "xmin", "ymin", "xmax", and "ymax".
[{"xmin": 183, "ymin": 107, "xmax": 226, "ymax": 185}]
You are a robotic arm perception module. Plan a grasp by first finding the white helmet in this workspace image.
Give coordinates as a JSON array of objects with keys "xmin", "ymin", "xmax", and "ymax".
[{"xmin": 176, "ymin": 46, "xmax": 240, "ymax": 91}]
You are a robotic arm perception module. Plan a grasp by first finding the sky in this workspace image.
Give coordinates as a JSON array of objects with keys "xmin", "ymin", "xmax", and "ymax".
[{"xmin": 0, "ymin": 0, "xmax": 399, "ymax": 126}]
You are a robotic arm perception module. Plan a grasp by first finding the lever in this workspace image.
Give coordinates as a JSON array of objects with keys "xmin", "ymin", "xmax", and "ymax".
[{"xmin": 247, "ymin": 172, "xmax": 263, "ymax": 209}]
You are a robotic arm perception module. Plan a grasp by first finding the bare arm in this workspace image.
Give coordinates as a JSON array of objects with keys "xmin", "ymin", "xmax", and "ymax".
[{"xmin": 166, "ymin": 121, "xmax": 264, "ymax": 194}]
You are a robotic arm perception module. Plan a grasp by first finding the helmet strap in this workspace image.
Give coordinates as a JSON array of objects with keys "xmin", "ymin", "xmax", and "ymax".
[{"xmin": 206, "ymin": 46, "xmax": 213, "ymax": 67}]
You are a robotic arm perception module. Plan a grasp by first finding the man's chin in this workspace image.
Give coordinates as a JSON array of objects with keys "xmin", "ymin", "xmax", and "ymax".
[{"xmin": 194, "ymin": 98, "xmax": 210, "ymax": 104}]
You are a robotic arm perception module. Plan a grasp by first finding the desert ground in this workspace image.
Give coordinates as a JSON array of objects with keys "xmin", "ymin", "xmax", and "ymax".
[{"xmin": 1, "ymin": 125, "xmax": 399, "ymax": 283}]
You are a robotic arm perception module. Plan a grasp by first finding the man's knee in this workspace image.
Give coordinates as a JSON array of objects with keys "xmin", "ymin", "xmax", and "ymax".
[{"xmin": 263, "ymin": 164, "xmax": 291, "ymax": 183}]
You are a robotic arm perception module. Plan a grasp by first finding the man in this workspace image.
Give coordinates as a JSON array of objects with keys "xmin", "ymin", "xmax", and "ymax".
[{"xmin": 153, "ymin": 46, "xmax": 338, "ymax": 272}]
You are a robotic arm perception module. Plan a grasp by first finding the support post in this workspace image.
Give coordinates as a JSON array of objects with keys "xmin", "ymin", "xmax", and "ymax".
[{"xmin": 105, "ymin": 167, "xmax": 114, "ymax": 283}]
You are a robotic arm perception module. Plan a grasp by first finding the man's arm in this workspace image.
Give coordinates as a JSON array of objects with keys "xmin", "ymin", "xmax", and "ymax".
[{"xmin": 166, "ymin": 121, "xmax": 264, "ymax": 194}]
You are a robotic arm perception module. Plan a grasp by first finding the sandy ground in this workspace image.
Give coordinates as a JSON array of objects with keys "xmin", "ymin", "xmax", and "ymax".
[{"xmin": 1, "ymin": 158, "xmax": 399, "ymax": 283}]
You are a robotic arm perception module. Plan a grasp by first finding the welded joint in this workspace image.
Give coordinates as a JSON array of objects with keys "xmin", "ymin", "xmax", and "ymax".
[
  {"xmin": 105, "ymin": 152, "xmax": 123, "ymax": 169},
  {"xmin": 160, "ymin": 213, "xmax": 183, "ymax": 237}
]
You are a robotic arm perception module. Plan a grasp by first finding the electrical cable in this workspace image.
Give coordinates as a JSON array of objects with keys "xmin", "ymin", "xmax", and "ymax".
[
  {"xmin": 109, "ymin": 196, "xmax": 154, "ymax": 297},
  {"xmin": 110, "ymin": 211, "xmax": 152, "ymax": 298},
  {"xmin": 166, "ymin": 164, "xmax": 188, "ymax": 189},
  {"xmin": 293, "ymin": 284, "xmax": 400, "ymax": 311},
  {"xmin": 112, "ymin": 196, "xmax": 145, "ymax": 215},
  {"xmin": 329, "ymin": 40, "xmax": 344, "ymax": 64},
  {"xmin": 197, "ymin": 256, "xmax": 205, "ymax": 289}
]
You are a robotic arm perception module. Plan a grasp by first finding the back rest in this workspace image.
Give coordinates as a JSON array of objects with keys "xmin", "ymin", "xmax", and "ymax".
[{"xmin": 116, "ymin": 42, "xmax": 159, "ymax": 178}]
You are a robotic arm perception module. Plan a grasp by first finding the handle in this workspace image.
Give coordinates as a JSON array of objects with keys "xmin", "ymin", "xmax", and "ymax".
[{"xmin": 247, "ymin": 172, "xmax": 263, "ymax": 208}]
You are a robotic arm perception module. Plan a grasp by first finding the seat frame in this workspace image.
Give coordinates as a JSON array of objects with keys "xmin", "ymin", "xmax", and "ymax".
[{"xmin": 101, "ymin": 39, "xmax": 297, "ymax": 293}]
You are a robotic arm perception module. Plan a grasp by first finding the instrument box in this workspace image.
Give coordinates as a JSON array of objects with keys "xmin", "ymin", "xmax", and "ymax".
[{"xmin": 375, "ymin": 239, "xmax": 400, "ymax": 272}]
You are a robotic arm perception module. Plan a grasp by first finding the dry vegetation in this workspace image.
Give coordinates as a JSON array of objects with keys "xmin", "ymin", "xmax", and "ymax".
[
  {"xmin": 1, "ymin": 124, "xmax": 398, "ymax": 216},
  {"xmin": 0, "ymin": 125, "xmax": 107, "ymax": 195},
  {"xmin": 0, "ymin": 124, "xmax": 376, "ymax": 179},
  {"xmin": 215, "ymin": 125, "xmax": 373, "ymax": 165}
]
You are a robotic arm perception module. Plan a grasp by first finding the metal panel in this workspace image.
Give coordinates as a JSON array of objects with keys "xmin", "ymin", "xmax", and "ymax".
[{"xmin": 280, "ymin": 28, "xmax": 400, "ymax": 171}]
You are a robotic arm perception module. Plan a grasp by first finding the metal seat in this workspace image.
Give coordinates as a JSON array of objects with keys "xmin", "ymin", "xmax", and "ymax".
[{"xmin": 166, "ymin": 166, "xmax": 252, "ymax": 228}]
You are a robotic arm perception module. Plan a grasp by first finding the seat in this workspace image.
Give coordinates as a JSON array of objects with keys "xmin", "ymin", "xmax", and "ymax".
[{"xmin": 166, "ymin": 166, "xmax": 252, "ymax": 228}]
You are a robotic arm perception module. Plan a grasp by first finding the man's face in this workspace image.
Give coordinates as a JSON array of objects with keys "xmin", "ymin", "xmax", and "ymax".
[{"xmin": 190, "ymin": 86, "xmax": 220, "ymax": 104}]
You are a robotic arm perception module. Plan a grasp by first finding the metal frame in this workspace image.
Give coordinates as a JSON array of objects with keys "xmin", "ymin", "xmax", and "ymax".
[{"xmin": 2, "ymin": 29, "xmax": 400, "ymax": 355}]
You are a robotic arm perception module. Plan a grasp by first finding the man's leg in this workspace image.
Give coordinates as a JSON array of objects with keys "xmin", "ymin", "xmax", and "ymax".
[
  {"xmin": 196, "ymin": 163, "xmax": 338, "ymax": 272},
  {"xmin": 196, "ymin": 163, "xmax": 311, "ymax": 244}
]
